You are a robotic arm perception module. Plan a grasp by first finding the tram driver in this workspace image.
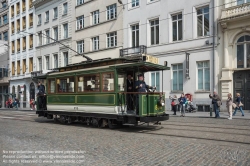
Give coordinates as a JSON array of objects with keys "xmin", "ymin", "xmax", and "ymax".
[{"xmin": 134, "ymin": 74, "xmax": 155, "ymax": 114}]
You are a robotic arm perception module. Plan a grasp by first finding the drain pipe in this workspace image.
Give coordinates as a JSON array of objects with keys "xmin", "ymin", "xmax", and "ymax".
[{"xmin": 212, "ymin": 0, "xmax": 216, "ymax": 93}]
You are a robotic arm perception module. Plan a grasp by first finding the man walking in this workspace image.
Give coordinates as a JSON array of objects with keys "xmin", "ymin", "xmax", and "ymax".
[{"xmin": 209, "ymin": 91, "xmax": 221, "ymax": 118}]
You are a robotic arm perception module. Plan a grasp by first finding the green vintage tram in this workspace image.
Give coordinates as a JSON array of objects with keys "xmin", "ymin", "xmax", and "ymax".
[{"xmin": 36, "ymin": 55, "xmax": 170, "ymax": 128}]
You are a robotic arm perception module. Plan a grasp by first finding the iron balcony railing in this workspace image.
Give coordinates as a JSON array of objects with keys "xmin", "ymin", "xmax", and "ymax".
[{"xmin": 120, "ymin": 45, "xmax": 147, "ymax": 57}]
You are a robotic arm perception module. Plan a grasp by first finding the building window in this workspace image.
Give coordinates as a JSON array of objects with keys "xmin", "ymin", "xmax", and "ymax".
[
  {"xmin": 54, "ymin": 54, "xmax": 58, "ymax": 68},
  {"xmin": 132, "ymin": 0, "xmax": 139, "ymax": 7},
  {"xmin": 45, "ymin": 11, "xmax": 49, "ymax": 22},
  {"xmin": 45, "ymin": 29, "xmax": 50, "ymax": 44},
  {"xmin": 76, "ymin": 15, "xmax": 84, "ymax": 30},
  {"xmin": 29, "ymin": 35, "xmax": 33, "ymax": 48},
  {"xmin": 38, "ymin": 32, "xmax": 42, "ymax": 46},
  {"xmin": 63, "ymin": 3, "xmax": 68, "ymax": 15},
  {"xmin": 197, "ymin": 61, "xmax": 210, "ymax": 91},
  {"xmin": 53, "ymin": 7, "xmax": 58, "ymax": 19},
  {"xmin": 172, "ymin": 13, "xmax": 183, "ymax": 41},
  {"xmin": 38, "ymin": 14, "xmax": 41, "ymax": 25},
  {"xmin": 237, "ymin": 35, "xmax": 250, "ymax": 68},
  {"xmin": 29, "ymin": 58, "xmax": 33, "ymax": 72},
  {"xmin": 63, "ymin": 24, "xmax": 68, "ymax": 39},
  {"xmin": 3, "ymin": 31, "xmax": 8, "ymax": 41},
  {"xmin": 17, "ymin": 61, "xmax": 20, "ymax": 75},
  {"xmin": 77, "ymin": 40, "xmax": 84, "ymax": 53},
  {"xmin": 107, "ymin": 32, "xmax": 117, "ymax": 48},
  {"xmin": 237, "ymin": 0, "xmax": 250, "ymax": 5},
  {"xmin": 172, "ymin": 64, "xmax": 183, "ymax": 91},
  {"xmin": 150, "ymin": 19, "xmax": 159, "ymax": 45},
  {"xmin": 197, "ymin": 6, "xmax": 209, "ymax": 37},
  {"xmin": 53, "ymin": 27, "xmax": 58, "ymax": 41},
  {"xmin": 2, "ymin": 1, "xmax": 7, "ymax": 8},
  {"xmin": 107, "ymin": 4, "xmax": 116, "ymax": 20},
  {"xmin": 92, "ymin": 37, "xmax": 99, "ymax": 51},
  {"xmin": 151, "ymin": 72, "xmax": 160, "ymax": 91},
  {"xmin": 23, "ymin": 37, "xmax": 26, "ymax": 50},
  {"xmin": 45, "ymin": 56, "xmax": 50, "ymax": 70},
  {"xmin": 3, "ymin": 14, "xmax": 8, "ymax": 24},
  {"xmin": 77, "ymin": 0, "xmax": 84, "ymax": 6},
  {"xmin": 63, "ymin": 52, "xmax": 68, "ymax": 66},
  {"xmin": 38, "ymin": 58, "xmax": 42, "ymax": 71},
  {"xmin": 92, "ymin": 10, "xmax": 99, "ymax": 25},
  {"xmin": 131, "ymin": 24, "xmax": 139, "ymax": 47}
]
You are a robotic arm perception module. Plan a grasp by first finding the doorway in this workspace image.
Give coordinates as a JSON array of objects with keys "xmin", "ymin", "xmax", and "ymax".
[{"xmin": 233, "ymin": 71, "xmax": 250, "ymax": 110}]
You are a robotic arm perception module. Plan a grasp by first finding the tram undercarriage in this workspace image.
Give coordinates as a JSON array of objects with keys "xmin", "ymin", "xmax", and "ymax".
[{"xmin": 36, "ymin": 110, "xmax": 169, "ymax": 128}]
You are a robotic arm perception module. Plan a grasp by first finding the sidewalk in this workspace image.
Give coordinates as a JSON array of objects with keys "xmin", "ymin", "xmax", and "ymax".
[
  {"xmin": 0, "ymin": 107, "xmax": 34, "ymax": 111},
  {"xmin": 165, "ymin": 110, "xmax": 250, "ymax": 120}
]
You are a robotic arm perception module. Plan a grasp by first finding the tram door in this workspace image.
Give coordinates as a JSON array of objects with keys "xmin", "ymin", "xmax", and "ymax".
[{"xmin": 233, "ymin": 71, "xmax": 250, "ymax": 110}]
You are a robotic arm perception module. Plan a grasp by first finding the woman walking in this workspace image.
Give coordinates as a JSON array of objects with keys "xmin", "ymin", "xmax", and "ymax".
[
  {"xmin": 233, "ymin": 93, "xmax": 245, "ymax": 116},
  {"xmin": 178, "ymin": 93, "xmax": 186, "ymax": 117},
  {"xmin": 226, "ymin": 93, "xmax": 233, "ymax": 120},
  {"xmin": 169, "ymin": 95, "xmax": 178, "ymax": 115}
]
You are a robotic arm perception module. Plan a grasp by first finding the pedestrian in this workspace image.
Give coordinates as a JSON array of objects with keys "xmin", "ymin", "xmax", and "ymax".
[
  {"xmin": 30, "ymin": 99, "xmax": 35, "ymax": 110},
  {"xmin": 233, "ymin": 93, "xmax": 244, "ymax": 116},
  {"xmin": 226, "ymin": 93, "xmax": 233, "ymax": 120},
  {"xmin": 13, "ymin": 98, "xmax": 19, "ymax": 110},
  {"xmin": 178, "ymin": 93, "xmax": 186, "ymax": 117},
  {"xmin": 169, "ymin": 95, "xmax": 178, "ymax": 115},
  {"xmin": 209, "ymin": 91, "xmax": 221, "ymax": 118}
]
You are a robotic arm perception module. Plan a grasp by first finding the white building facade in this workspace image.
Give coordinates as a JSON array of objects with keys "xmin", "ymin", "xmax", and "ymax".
[
  {"xmin": 219, "ymin": 0, "xmax": 250, "ymax": 110},
  {"xmin": 9, "ymin": 0, "xmax": 35, "ymax": 108},
  {"xmin": 122, "ymin": 0, "xmax": 221, "ymax": 111},
  {"xmin": 71, "ymin": 0, "xmax": 123, "ymax": 63}
]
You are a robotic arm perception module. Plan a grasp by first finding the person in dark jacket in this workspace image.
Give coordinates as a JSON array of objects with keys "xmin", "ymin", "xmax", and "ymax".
[
  {"xmin": 178, "ymin": 93, "xmax": 186, "ymax": 117},
  {"xmin": 134, "ymin": 74, "xmax": 155, "ymax": 114},
  {"xmin": 37, "ymin": 81, "xmax": 46, "ymax": 110},
  {"xmin": 209, "ymin": 91, "xmax": 221, "ymax": 118},
  {"xmin": 233, "ymin": 93, "xmax": 244, "ymax": 116}
]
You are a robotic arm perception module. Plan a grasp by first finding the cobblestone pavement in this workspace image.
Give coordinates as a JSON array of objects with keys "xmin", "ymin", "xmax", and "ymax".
[{"xmin": 0, "ymin": 109, "xmax": 250, "ymax": 166}]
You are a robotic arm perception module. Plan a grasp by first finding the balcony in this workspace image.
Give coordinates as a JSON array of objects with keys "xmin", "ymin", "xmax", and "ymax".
[
  {"xmin": 120, "ymin": 45, "xmax": 147, "ymax": 57},
  {"xmin": 220, "ymin": 3, "xmax": 250, "ymax": 24}
]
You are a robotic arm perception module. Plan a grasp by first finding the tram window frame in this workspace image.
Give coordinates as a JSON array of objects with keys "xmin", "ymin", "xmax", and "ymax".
[
  {"xmin": 102, "ymin": 72, "xmax": 115, "ymax": 92},
  {"xmin": 56, "ymin": 76, "xmax": 75, "ymax": 93},
  {"xmin": 48, "ymin": 79, "xmax": 56, "ymax": 94},
  {"xmin": 77, "ymin": 74, "xmax": 100, "ymax": 92}
]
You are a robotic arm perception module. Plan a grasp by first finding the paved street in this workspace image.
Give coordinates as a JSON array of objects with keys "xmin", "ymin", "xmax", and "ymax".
[{"xmin": 0, "ymin": 109, "xmax": 250, "ymax": 166}]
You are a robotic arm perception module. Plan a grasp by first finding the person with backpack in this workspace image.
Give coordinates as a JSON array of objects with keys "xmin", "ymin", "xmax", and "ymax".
[
  {"xmin": 178, "ymin": 93, "xmax": 186, "ymax": 117},
  {"xmin": 169, "ymin": 95, "xmax": 178, "ymax": 115}
]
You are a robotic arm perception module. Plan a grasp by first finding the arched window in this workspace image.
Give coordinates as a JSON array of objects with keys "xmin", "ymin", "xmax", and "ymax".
[
  {"xmin": 17, "ymin": 85, "xmax": 21, "ymax": 99},
  {"xmin": 237, "ymin": 35, "xmax": 250, "ymax": 68},
  {"xmin": 23, "ymin": 85, "xmax": 26, "ymax": 101},
  {"xmin": 12, "ymin": 86, "xmax": 15, "ymax": 98}
]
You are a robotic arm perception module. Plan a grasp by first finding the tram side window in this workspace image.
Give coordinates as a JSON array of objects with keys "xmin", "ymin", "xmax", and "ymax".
[
  {"xmin": 49, "ymin": 79, "xmax": 55, "ymax": 93},
  {"xmin": 57, "ymin": 77, "xmax": 75, "ymax": 93},
  {"xmin": 102, "ymin": 73, "xmax": 114, "ymax": 91},
  {"xmin": 118, "ymin": 74, "xmax": 125, "ymax": 91},
  {"xmin": 77, "ymin": 74, "xmax": 100, "ymax": 92}
]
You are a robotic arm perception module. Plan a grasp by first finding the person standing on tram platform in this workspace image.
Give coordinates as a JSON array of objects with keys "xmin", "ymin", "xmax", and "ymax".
[
  {"xmin": 134, "ymin": 74, "xmax": 154, "ymax": 114},
  {"xmin": 37, "ymin": 81, "xmax": 46, "ymax": 110}
]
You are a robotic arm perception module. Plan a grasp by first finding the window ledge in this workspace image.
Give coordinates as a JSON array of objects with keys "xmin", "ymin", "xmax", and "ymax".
[
  {"xmin": 75, "ymin": 18, "xmax": 117, "ymax": 32},
  {"xmin": 75, "ymin": 0, "xmax": 94, "ymax": 8},
  {"xmin": 29, "ymin": 48, "xmax": 33, "ymax": 50},
  {"xmin": 44, "ymin": 21, "xmax": 49, "ymax": 24},
  {"xmin": 170, "ymin": 91, "xmax": 184, "ymax": 94},
  {"xmin": 53, "ymin": 17, "xmax": 58, "ymax": 21},
  {"xmin": 128, "ymin": 6, "xmax": 140, "ymax": 11},
  {"xmin": 194, "ymin": 90, "xmax": 210, "ymax": 93},
  {"xmin": 75, "ymin": 46, "xmax": 119, "ymax": 55},
  {"xmin": 37, "ymin": 24, "xmax": 41, "ymax": 27},
  {"xmin": 147, "ymin": 0, "xmax": 160, "ymax": 5},
  {"xmin": 62, "ymin": 13, "xmax": 68, "ymax": 17}
]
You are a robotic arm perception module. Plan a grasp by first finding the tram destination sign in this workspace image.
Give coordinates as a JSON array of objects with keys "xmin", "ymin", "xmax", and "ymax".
[{"xmin": 143, "ymin": 55, "xmax": 159, "ymax": 64}]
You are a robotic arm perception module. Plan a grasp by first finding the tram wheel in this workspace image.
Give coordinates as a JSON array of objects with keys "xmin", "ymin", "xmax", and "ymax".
[
  {"xmin": 60, "ymin": 116, "xmax": 67, "ymax": 124},
  {"xmin": 92, "ymin": 118, "xmax": 99, "ymax": 127},
  {"xmin": 108, "ymin": 119, "xmax": 121, "ymax": 129}
]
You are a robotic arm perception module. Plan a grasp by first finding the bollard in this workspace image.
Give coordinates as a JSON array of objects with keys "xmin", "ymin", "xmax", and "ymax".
[{"xmin": 210, "ymin": 107, "xmax": 213, "ymax": 117}]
